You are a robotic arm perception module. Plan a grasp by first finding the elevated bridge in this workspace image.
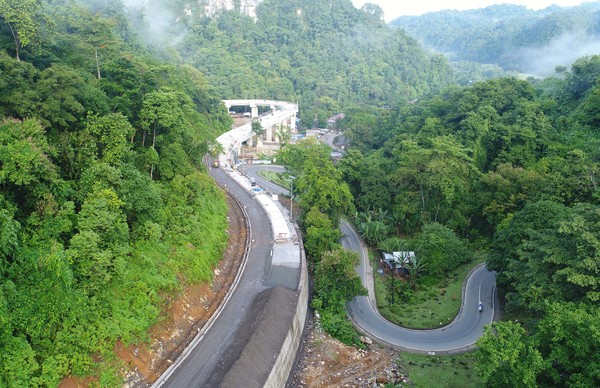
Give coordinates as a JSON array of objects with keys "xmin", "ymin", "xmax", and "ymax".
[{"xmin": 223, "ymin": 100, "xmax": 298, "ymax": 164}]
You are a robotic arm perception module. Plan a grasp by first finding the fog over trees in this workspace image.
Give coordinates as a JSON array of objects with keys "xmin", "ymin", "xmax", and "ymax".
[{"xmin": 0, "ymin": 0, "xmax": 598, "ymax": 385}]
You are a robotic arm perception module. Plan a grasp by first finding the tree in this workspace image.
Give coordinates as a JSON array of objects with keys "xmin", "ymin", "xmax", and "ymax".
[
  {"xmin": 68, "ymin": 187, "xmax": 129, "ymax": 292},
  {"xmin": 311, "ymin": 248, "xmax": 366, "ymax": 345},
  {"xmin": 79, "ymin": 113, "xmax": 134, "ymax": 167},
  {"xmin": 476, "ymin": 321, "xmax": 545, "ymax": 388},
  {"xmin": 33, "ymin": 64, "xmax": 106, "ymax": 131},
  {"xmin": 67, "ymin": 8, "xmax": 122, "ymax": 79},
  {"xmin": 279, "ymin": 139, "xmax": 354, "ymax": 223},
  {"xmin": 303, "ymin": 206, "xmax": 341, "ymax": 260},
  {"xmin": 535, "ymin": 303, "xmax": 600, "ymax": 387},
  {"xmin": 0, "ymin": 0, "xmax": 41, "ymax": 60},
  {"xmin": 251, "ymin": 120, "xmax": 265, "ymax": 146},
  {"xmin": 489, "ymin": 201, "xmax": 600, "ymax": 314},
  {"xmin": 488, "ymin": 200, "xmax": 569, "ymax": 314},
  {"xmin": 275, "ymin": 124, "xmax": 291, "ymax": 145},
  {"xmin": 140, "ymin": 89, "xmax": 194, "ymax": 178},
  {"xmin": 392, "ymin": 136, "xmax": 479, "ymax": 233},
  {"xmin": 296, "ymin": 161, "xmax": 354, "ymax": 223},
  {"xmin": 0, "ymin": 198, "xmax": 19, "ymax": 274},
  {"xmin": 313, "ymin": 247, "xmax": 365, "ymax": 308},
  {"xmin": 357, "ymin": 209, "xmax": 391, "ymax": 246},
  {"xmin": 407, "ymin": 255, "xmax": 426, "ymax": 290},
  {"xmin": 476, "ymin": 163, "xmax": 544, "ymax": 230},
  {"xmin": 277, "ymin": 137, "xmax": 331, "ymax": 176},
  {"xmin": 378, "ymin": 236, "xmax": 407, "ymax": 253},
  {"xmin": 416, "ymin": 222, "xmax": 472, "ymax": 278},
  {"xmin": 360, "ymin": 3, "xmax": 384, "ymax": 20}
]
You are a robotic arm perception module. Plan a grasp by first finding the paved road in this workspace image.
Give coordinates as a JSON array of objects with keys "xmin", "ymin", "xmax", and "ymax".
[
  {"xmin": 342, "ymin": 220, "xmax": 497, "ymax": 353},
  {"xmin": 156, "ymin": 164, "xmax": 274, "ymax": 387},
  {"xmin": 250, "ymin": 166, "xmax": 498, "ymax": 353},
  {"xmin": 244, "ymin": 165, "xmax": 289, "ymax": 196}
]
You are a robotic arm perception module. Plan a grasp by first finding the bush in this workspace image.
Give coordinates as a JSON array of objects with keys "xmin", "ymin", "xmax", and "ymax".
[{"xmin": 416, "ymin": 223, "xmax": 472, "ymax": 278}]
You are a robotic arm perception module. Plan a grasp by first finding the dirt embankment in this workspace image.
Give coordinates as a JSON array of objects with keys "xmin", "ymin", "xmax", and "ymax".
[
  {"xmin": 116, "ymin": 193, "xmax": 247, "ymax": 386},
  {"xmin": 289, "ymin": 314, "xmax": 410, "ymax": 388},
  {"xmin": 62, "ymin": 183, "xmax": 407, "ymax": 388}
]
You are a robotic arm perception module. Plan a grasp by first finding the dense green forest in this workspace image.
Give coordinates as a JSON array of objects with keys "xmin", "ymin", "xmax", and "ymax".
[
  {"xmin": 164, "ymin": 0, "xmax": 456, "ymax": 126},
  {"xmin": 336, "ymin": 55, "xmax": 600, "ymax": 386},
  {"xmin": 0, "ymin": 0, "xmax": 232, "ymax": 385},
  {"xmin": 2, "ymin": 0, "xmax": 599, "ymax": 385},
  {"xmin": 391, "ymin": 2, "xmax": 600, "ymax": 76}
]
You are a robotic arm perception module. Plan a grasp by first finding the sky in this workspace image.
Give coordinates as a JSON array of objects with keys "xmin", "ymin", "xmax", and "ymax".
[{"xmin": 351, "ymin": 0, "xmax": 592, "ymax": 22}]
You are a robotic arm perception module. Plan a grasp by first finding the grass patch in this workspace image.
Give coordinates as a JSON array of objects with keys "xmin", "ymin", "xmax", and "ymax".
[
  {"xmin": 257, "ymin": 170, "xmax": 292, "ymax": 191},
  {"xmin": 399, "ymin": 352, "xmax": 483, "ymax": 388},
  {"xmin": 374, "ymin": 257, "xmax": 485, "ymax": 329}
]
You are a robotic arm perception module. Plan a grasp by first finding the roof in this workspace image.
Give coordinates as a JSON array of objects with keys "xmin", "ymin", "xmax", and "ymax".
[{"xmin": 382, "ymin": 251, "xmax": 415, "ymax": 265}]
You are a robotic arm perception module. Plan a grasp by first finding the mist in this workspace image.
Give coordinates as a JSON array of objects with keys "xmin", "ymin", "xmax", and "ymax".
[
  {"xmin": 121, "ymin": 0, "xmax": 183, "ymax": 48},
  {"xmin": 515, "ymin": 31, "xmax": 600, "ymax": 77}
]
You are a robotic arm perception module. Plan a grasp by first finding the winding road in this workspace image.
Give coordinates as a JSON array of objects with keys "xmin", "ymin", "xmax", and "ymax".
[
  {"xmin": 247, "ymin": 165, "xmax": 498, "ymax": 354},
  {"xmin": 154, "ymin": 163, "xmax": 274, "ymax": 387}
]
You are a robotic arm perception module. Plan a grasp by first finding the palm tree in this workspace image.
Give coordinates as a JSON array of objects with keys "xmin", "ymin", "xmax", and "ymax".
[
  {"xmin": 378, "ymin": 237, "xmax": 407, "ymax": 253},
  {"xmin": 407, "ymin": 257, "xmax": 425, "ymax": 290}
]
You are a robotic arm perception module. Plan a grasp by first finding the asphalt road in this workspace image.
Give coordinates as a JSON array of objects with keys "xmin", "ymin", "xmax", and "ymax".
[
  {"xmin": 342, "ymin": 220, "xmax": 497, "ymax": 353},
  {"xmin": 244, "ymin": 164, "xmax": 289, "ymax": 196},
  {"xmin": 156, "ymin": 164, "xmax": 274, "ymax": 387},
  {"xmin": 250, "ymin": 166, "xmax": 498, "ymax": 353}
]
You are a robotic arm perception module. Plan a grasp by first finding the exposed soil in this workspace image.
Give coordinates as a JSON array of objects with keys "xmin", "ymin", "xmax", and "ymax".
[
  {"xmin": 118, "ymin": 193, "xmax": 247, "ymax": 386},
  {"xmin": 289, "ymin": 314, "xmax": 410, "ymax": 388},
  {"xmin": 61, "ymin": 176, "xmax": 405, "ymax": 388}
]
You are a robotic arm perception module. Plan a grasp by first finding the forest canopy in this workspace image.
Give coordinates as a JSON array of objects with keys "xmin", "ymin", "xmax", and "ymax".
[
  {"xmin": 338, "ymin": 54, "xmax": 600, "ymax": 386},
  {"xmin": 391, "ymin": 2, "xmax": 600, "ymax": 76},
  {"xmin": 0, "ymin": 0, "xmax": 232, "ymax": 384}
]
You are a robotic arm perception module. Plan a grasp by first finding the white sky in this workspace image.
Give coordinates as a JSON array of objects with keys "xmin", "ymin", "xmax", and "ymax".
[{"xmin": 351, "ymin": 0, "xmax": 593, "ymax": 22}]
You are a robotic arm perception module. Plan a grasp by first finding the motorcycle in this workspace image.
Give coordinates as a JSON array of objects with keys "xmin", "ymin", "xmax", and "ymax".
[{"xmin": 478, "ymin": 302, "xmax": 483, "ymax": 312}]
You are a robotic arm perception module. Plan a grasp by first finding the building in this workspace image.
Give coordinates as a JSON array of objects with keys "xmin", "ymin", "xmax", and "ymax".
[{"xmin": 382, "ymin": 251, "xmax": 415, "ymax": 276}]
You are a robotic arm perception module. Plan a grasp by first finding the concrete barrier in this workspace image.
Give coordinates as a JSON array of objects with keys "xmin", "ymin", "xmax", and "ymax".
[{"xmin": 264, "ymin": 233, "xmax": 308, "ymax": 387}]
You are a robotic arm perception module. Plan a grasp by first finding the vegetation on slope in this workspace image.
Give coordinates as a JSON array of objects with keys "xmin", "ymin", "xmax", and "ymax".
[
  {"xmin": 391, "ymin": 2, "xmax": 600, "ymax": 76},
  {"xmin": 0, "ymin": 0, "xmax": 231, "ymax": 384},
  {"xmin": 338, "ymin": 56, "xmax": 600, "ymax": 386},
  {"xmin": 164, "ymin": 0, "xmax": 456, "ymax": 126}
]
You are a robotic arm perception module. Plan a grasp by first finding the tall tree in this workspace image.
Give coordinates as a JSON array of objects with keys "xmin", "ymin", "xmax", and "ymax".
[
  {"xmin": 535, "ymin": 303, "xmax": 600, "ymax": 387},
  {"xmin": 392, "ymin": 136, "xmax": 479, "ymax": 233},
  {"xmin": 0, "ymin": 0, "xmax": 41, "ymax": 60},
  {"xmin": 476, "ymin": 321, "xmax": 545, "ymax": 388}
]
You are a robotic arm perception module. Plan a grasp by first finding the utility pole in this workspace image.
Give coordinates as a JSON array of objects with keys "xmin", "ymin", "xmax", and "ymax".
[{"xmin": 391, "ymin": 269, "xmax": 395, "ymax": 305}]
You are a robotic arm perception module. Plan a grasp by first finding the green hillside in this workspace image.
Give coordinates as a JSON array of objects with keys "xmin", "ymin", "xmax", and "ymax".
[
  {"xmin": 0, "ymin": 0, "xmax": 231, "ymax": 385},
  {"xmin": 165, "ymin": 0, "xmax": 456, "ymax": 126},
  {"xmin": 337, "ymin": 55, "xmax": 600, "ymax": 386},
  {"xmin": 391, "ymin": 2, "xmax": 600, "ymax": 76}
]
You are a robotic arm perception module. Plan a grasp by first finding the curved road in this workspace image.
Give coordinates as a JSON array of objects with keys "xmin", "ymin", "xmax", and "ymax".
[
  {"xmin": 341, "ymin": 220, "xmax": 497, "ymax": 353},
  {"xmin": 247, "ymin": 165, "xmax": 497, "ymax": 354},
  {"xmin": 156, "ymin": 164, "xmax": 274, "ymax": 387}
]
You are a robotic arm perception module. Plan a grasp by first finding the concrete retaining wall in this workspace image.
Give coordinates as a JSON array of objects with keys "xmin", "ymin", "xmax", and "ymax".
[{"xmin": 264, "ymin": 237, "xmax": 308, "ymax": 388}]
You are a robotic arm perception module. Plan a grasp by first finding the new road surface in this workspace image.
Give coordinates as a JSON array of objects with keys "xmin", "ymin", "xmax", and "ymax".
[
  {"xmin": 247, "ymin": 165, "xmax": 498, "ymax": 354},
  {"xmin": 154, "ymin": 165, "xmax": 273, "ymax": 387}
]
